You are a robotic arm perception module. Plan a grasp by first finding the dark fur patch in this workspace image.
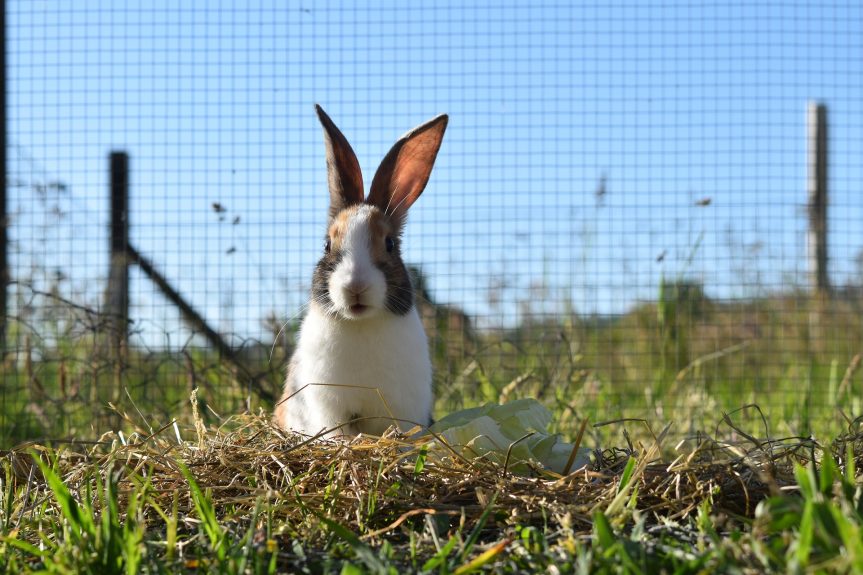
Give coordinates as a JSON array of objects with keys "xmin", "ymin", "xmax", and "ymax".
[
  {"xmin": 311, "ymin": 247, "xmax": 343, "ymax": 312},
  {"xmin": 380, "ymin": 256, "xmax": 414, "ymax": 315},
  {"xmin": 363, "ymin": 210, "xmax": 415, "ymax": 316}
]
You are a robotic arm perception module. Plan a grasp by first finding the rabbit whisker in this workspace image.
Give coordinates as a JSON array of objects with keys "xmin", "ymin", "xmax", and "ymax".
[
  {"xmin": 389, "ymin": 187, "xmax": 414, "ymax": 217},
  {"xmin": 269, "ymin": 302, "xmax": 312, "ymax": 364},
  {"xmin": 386, "ymin": 284, "xmax": 415, "ymax": 295},
  {"xmin": 314, "ymin": 298, "xmax": 341, "ymax": 320},
  {"xmin": 383, "ymin": 182, "xmax": 398, "ymax": 215}
]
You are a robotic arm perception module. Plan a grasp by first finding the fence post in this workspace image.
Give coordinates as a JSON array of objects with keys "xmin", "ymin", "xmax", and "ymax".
[
  {"xmin": 106, "ymin": 151, "xmax": 129, "ymax": 354},
  {"xmin": 807, "ymin": 102, "xmax": 829, "ymax": 296},
  {"xmin": 0, "ymin": 0, "xmax": 7, "ymax": 355}
]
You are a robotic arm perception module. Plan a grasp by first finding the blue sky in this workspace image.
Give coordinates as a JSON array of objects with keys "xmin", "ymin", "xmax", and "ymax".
[{"xmin": 6, "ymin": 1, "xmax": 862, "ymax": 345}]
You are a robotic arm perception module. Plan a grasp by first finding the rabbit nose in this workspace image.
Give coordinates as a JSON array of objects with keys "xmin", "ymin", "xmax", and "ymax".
[{"xmin": 345, "ymin": 281, "xmax": 369, "ymax": 296}]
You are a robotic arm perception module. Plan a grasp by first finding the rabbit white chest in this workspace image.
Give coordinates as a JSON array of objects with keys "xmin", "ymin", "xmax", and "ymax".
[{"xmin": 282, "ymin": 305, "xmax": 433, "ymax": 437}]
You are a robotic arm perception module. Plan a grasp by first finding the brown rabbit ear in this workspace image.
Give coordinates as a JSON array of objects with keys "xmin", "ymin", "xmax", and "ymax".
[
  {"xmin": 316, "ymin": 104, "xmax": 364, "ymax": 219},
  {"xmin": 367, "ymin": 114, "xmax": 448, "ymax": 228}
]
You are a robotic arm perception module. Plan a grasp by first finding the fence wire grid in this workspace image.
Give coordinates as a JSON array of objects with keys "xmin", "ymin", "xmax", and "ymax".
[{"xmin": 2, "ymin": 1, "xmax": 862, "ymax": 446}]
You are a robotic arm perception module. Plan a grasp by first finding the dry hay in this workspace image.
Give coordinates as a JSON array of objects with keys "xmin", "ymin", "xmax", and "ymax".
[{"xmin": 6, "ymin": 406, "xmax": 861, "ymax": 552}]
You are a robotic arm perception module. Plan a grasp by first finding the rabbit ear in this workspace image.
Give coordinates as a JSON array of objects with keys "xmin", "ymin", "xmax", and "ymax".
[
  {"xmin": 316, "ymin": 105, "xmax": 364, "ymax": 219},
  {"xmin": 368, "ymin": 114, "xmax": 448, "ymax": 228}
]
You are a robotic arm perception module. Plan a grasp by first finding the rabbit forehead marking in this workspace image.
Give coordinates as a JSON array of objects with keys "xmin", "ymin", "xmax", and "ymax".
[{"xmin": 329, "ymin": 204, "xmax": 391, "ymax": 257}]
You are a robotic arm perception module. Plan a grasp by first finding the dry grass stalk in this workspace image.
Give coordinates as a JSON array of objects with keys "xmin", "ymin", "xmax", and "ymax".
[{"xmin": 6, "ymin": 408, "xmax": 859, "ymax": 547}]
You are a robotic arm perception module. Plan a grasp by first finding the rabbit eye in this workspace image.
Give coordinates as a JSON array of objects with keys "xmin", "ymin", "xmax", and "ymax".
[
  {"xmin": 385, "ymin": 237, "xmax": 395, "ymax": 253},
  {"xmin": 324, "ymin": 238, "xmax": 332, "ymax": 253}
]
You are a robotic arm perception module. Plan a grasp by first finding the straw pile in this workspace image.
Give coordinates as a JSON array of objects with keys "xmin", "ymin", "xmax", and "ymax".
[{"xmin": 8, "ymin": 408, "xmax": 856, "ymax": 537}]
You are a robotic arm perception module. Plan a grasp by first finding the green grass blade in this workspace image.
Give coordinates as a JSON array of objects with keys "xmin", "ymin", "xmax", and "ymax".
[
  {"xmin": 123, "ymin": 483, "xmax": 145, "ymax": 575},
  {"xmin": 2, "ymin": 535, "xmax": 48, "ymax": 558},
  {"xmin": 605, "ymin": 456, "xmax": 640, "ymax": 516},
  {"xmin": 830, "ymin": 505, "xmax": 863, "ymax": 572},
  {"xmin": 413, "ymin": 447, "xmax": 428, "ymax": 477},
  {"xmin": 99, "ymin": 472, "xmax": 121, "ymax": 571},
  {"xmin": 31, "ymin": 451, "xmax": 96, "ymax": 540},
  {"xmin": 2, "ymin": 462, "xmax": 15, "ymax": 534},
  {"xmin": 617, "ymin": 456, "xmax": 636, "ymax": 493},
  {"xmin": 794, "ymin": 463, "xmax": 816, "ymax": 501},
  {"xmin": 177, "ymin": 461, "xmax": 225, "ymax": 560},
  {"xmin": 592, "ymin": 511, "xmax": 616, "ymax": 550},
  {"xmin": 846, "ymin": 443, "xmax": 856, "ymax": 483},
  {"xmin": 818, "ymin": 453, "xmax": 837, "ymax": 496},
  {"xmin": 459, "ymin": 491, "xmax": 498, "ymax": 562},
  {"xmin": 794, "ymin": 499, "xmax": 814, "ymax": 568},
  {"xmin": 421, "ymin": 535, "xmax": 458, "ymax": 572},
  {"xmin": 317, "ymin": 514, "xmax": 388, "ymax": 574}
]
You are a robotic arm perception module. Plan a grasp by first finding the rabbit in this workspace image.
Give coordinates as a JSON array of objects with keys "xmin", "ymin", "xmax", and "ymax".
[{"xmin": 274, "ymin": 104, "xmax": 448, "ymax": 438}]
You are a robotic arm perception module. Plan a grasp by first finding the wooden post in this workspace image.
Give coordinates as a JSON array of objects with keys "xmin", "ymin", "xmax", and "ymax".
[
  {"xmin": 0, "ymin": 0, "xmax": 7, "ymax": 355},
  {"xmin": 807, "ymin": 102, "xmax": 829, "ymax": 295},
  {"xmin": 106, "ymin": 151, "xmax": 129, "ymax": 353}
]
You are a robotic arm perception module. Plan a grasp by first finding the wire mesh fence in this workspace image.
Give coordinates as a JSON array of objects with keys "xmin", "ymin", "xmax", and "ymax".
[{"xmin": 2, "ymin": 1, "xmax": 862, "ymax": 446}]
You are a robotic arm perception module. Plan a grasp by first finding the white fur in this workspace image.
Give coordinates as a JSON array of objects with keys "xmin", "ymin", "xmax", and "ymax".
[
  {"xmin": 281, "ymin": 304, "xmax": 433, "ymax": 437},
  {"xmin": 277, "ymin": 205, "xmax": 432, "ymax": 437},
  {"xmin": 328, "ymin": 206, "xmax": 388, "ymax": 318}
]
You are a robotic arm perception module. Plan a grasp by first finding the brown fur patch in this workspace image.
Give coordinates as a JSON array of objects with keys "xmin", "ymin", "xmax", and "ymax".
[
  {"xmin": 327, "ymin": 205, "xmax": 394, "ymax": 259},
  {"xmin": 328, "ymin": 205, "xmax": 362, "ymax": 252},
  {"xmin": 366, "ymin": 209, "xmax": 393, "ymax": 261}
]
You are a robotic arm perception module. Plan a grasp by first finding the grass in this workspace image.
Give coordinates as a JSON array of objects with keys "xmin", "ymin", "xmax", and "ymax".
[
  {"xmin": 1, "ymin": 407, "xmax": 862, "ymax": 574},
  {"xmin": 3, "ymin": 283, "xmax": 862, "ymax": 445},
  {"xmin": 1, "ymin": 286, "xmax": 862, "ymax": 572}
]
